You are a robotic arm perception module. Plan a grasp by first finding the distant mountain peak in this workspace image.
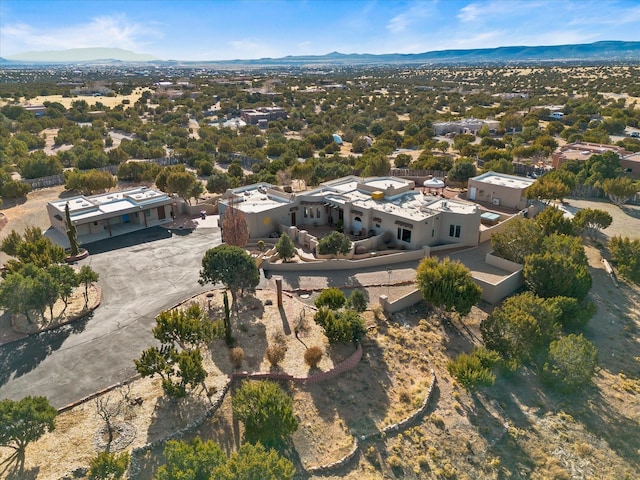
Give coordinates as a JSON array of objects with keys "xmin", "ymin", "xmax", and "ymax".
[{"xmin": 7, "ymin": 47, "xmax": 158, "ymax": 63}]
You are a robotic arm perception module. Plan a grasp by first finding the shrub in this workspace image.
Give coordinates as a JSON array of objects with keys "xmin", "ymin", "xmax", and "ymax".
[
  {"xmin": 542, "ymin": 334, "xmax": 598, "ymax": 392},
  {"xmin": 229, "ymin": 347, "xmax": 244, "ymax": 369},
  {"xmin": 388, "ymin": 455, "xmax": 403, "ymax": 468},
  {"xmin": 317, "ymin": 231, "xmax": 351, "ymax": 256},
  {"xmin": 266, "ymin": 344, "xmax": 286, "ymax": 367},
  {"xmin": 304, "ymin": 346, "xmax": 323, "ymax": 368},
  {"xmin": 447, "ymin": 349, "xmax": 498, "ymax": 391},
  {"xmin": 346, "ymin": 288, "xmax": 368, "ymax": 312},
  {"xmin": 232, "ymin": 380, "xmax": 298, "ymax": 446},
  {"xmin": 0, "ymin": 180, "xmax": 30, "ymax": 199},
  {"xmin": 314, "ymin": 308, "xmax": 366, "ymax": 345},
  {"xmin": 275, "ymin": 233, "xmax": 295, "ymax": 262},
  {"xmin": 609, "ymin": 236, "xmax": 640, "ymax": 284},
  {"xmin": 314, "ymin": 287, "xmax": 346, "ymax": 310},
  {"xmin": 88, "ymin": 451, "xmax": 130, "ymax": 479}
]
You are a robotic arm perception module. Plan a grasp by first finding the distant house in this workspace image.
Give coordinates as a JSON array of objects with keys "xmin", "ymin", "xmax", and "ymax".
[
  {"xmin": 467, "ymin": 171, "xmax": 535, "ymax": 210},
  {"xmin": 549, "ymin": 111, "xmax": 564, "ymax": 120},
  {"xmin": 240, "ymin": 107, "xmax": 287, "ymax": 125},
  {"xmin": 20, "ymin": 104, "xmax": 47, "ymax": 117},
  {"xmin": 433, "ymin": 118, "xmax": 500, "ymax": 136},
  {"xmin": 551, "ymin": 142, "xmax": 630, "ymax": 169},
  {"xmin": 47, "ymin": 187, "xmax": 174, "ymax": 243}
]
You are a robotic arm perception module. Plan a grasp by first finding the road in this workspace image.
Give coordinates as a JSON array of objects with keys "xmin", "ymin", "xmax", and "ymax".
[{"xmin": 0, "ymin": 225, "xmax": 221, "ymax": 409}]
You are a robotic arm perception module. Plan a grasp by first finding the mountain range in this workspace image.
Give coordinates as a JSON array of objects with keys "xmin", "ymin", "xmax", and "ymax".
[{"xmin": 2, "ymin": 41, "xmax": 639, "ymax": 67}]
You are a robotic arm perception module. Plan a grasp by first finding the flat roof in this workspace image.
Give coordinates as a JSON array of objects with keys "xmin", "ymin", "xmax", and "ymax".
[
  {"xmin": 471, "ymin": 171, "xmax": 535, "ymax": 189},
  {"xmin": 228, "ymin": 185, "xmax": 293, "ymax": 213},
  {"xmin": 49, "ymin": 187, "xmax": 171, "ymax": 220},
  {"xmin": 226, "ymin": 176, "xmax": 478, "ymax": 222}
]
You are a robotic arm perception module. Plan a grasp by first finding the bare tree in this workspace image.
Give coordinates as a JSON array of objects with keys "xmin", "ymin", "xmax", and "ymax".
[
  {"xmin": 94, "ymin": 385, "xmax": 129, "ymax": 451},
  {"xmin": 221, "ymin": 197, "xmax": 249, "ymax": 247}
]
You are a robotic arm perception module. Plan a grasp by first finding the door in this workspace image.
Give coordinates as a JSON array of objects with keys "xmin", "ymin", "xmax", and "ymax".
[
  {"xmin": 157, "ymin": 206, "xmax": 166, "ymax": 219},
  {"xmin": 469, "ymin": 186, "xmax": 477, "ymax": 200},
  {"xmin": 291, "ymin": 211, "xmax": 296, "ymax": 225}
]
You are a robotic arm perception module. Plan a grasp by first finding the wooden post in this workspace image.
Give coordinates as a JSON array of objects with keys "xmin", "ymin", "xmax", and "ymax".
[{"xmin": 276, "ymin": 277, "xmax": 283, "ymax": 307}]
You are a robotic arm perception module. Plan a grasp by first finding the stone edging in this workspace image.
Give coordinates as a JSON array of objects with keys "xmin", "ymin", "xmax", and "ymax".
[{"xmin": 304, "ymin": 360, "xmax": 437, "ymax": 474}]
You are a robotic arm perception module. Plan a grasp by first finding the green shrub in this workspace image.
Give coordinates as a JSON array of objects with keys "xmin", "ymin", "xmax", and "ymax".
[
  {"xmin": 313, "ymin": 307, "xmax": 366, "ymax": 345},
  {"xmin": 447, "ymin": 348, "xmax": 498, "ymax": 391},
  {"xmin": 346, "ymin": 288, "xmax": 368, "ymax": 312},
  {"xmin": 88, "ymin": 451, "xmax": 130, "ymax": 479},
  {"xmin": 317, "ymin": 231, "xmax": 351, "ymax": 256},
  {"xmin": 0, "ymin": 180, "xmax": 30, "ymax": 199},
  {"xmin": 542, "ymin": 334, "xmax": 598, "ymax": 392},
  {"xmin": 314, "ymin": 287, "xmax": 346, "ymax": 310}
]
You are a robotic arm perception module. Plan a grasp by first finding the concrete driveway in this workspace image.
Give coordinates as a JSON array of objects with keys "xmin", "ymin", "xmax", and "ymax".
[{"xmin": 0, "ymin": 225, "xmax": 221, "ymax": 409}]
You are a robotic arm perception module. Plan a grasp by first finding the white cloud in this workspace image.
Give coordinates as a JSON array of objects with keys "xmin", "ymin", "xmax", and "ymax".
[
  {"xmin": 457, "ymin": 3, "xmax": 482, "ymax": 23},
  {"xmin": 1, "ymin": 14, "xmax": 162, "ymax": 55},
  {"xmin": 387, "ymin": 2, "xmax": 435, "ymax": 33}
]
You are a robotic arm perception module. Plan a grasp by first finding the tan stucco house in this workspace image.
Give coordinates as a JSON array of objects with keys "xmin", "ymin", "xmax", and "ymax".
[
  {"xmin": 47, "ymin": 187, "xmax": 174, "ymax": 243},
  {"xmin": 467, "ymin": 171, "xmax": 535, "ymax": 210},
  {"xmin": 219, "ymin": 176, "xmax": 482, "ymax": 250}
]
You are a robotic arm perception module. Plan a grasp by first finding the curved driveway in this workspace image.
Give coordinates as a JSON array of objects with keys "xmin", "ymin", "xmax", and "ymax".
[{"xmin": 0, "ymin": 226, "xmax": 221, "ymax": 408}]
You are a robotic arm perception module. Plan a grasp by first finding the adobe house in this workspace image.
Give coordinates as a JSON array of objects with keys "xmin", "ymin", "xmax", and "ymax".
[
  {"xmin": 219, "ymin": 176, "xmax": 481, "ymax": 251},
  {"xmin": 47, "ymin": 187, "xmax": 174, "ymax": 243},
  {"xmin": 467, "ymin": 171, "xmax": 535, "ymax": 211}
]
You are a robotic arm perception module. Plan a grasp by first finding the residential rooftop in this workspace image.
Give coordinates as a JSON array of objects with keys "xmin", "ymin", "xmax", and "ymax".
[{"xmin": 471, "ymin": 171, "xmax": 535, "ymax": 190}]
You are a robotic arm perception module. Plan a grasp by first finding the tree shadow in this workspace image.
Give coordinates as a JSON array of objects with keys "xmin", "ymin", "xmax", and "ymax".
[
  {"xmin": 81, "ymin": 226, "xmax": 172, "ymax": 255},
  {"xmin": 620, "ymin": 205, "xmax": 640, "ymax": 219},
  {"xmin": 0, "ymin": 451, "xmax": 39, "ymax": 480},
  {"xmin": 0, "ymin": 197, "xmax": 27, "ymax": 210},
  {"xmin": 277, "ymin": 307, "xmax": 292, "ymax": 335},
  {"xmin": 144, "ymin": 394, "xmax": 211, "ymax": 444},
  {"xmin": 0, "ymin": 320, "xmax": 80, "ymax": 386},
  {"xmin": 306, "ymin": 334, "xmax": 392, "ymax": 438}
]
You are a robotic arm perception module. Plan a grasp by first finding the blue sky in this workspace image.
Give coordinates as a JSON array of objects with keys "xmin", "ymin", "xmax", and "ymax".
[{"xmin": 1, "ymin": 0, "xmax": 639, "ymax": 61}]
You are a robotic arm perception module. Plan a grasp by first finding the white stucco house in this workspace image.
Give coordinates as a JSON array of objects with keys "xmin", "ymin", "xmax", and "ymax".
[
  {"xmin": 219, "ymin": 176, "xmax": 482, "ymax": 251},
  {"xmin": 47, "ymin": 187, "xmax": 175, "ymax": 243}
]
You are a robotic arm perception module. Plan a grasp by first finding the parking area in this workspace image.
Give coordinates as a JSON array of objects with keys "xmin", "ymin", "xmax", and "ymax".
[{"xmin": 0, "ymin": 225, "xmax": 222, "ymax": 408}]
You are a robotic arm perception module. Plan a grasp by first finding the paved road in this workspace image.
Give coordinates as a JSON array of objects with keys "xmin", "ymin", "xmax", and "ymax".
[{"xmin": 0, "ymin": 225, "xmax": 221, "ymax": 408}]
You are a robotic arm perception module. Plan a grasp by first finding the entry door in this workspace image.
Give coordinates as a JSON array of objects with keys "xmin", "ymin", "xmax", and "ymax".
[
  {"xmin": 291, "ymin": 211, "xmax": 296, "ymax": 225},
  {"xmin": 469, "ymin": 186, "xmax": 477, "ymax": 200},
  {"xmin": 157, "ymin": 206, "xmax": 166, "ymax": 219}
]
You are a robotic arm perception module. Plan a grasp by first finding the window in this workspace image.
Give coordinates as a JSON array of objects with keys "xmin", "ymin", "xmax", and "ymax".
[
  {"xmin": 397, "ymin": 227, "xmax": 412, "ymax": 243},
  {"xmin": 432, "ymin": 229, "xmax": 435, "ymax": 237},
  {"xmin": 449, "ymin": 224, "xmax": 461, "ymax": 238},
  {"xmin": 316, "ymin": 207, "xmax": 321, "ymax": 218},
  {"xmin": 304, "ymin": 207, "xmax": 309, "ymax": 218},
  {"xmin": 145, "ymin": 210, "xmax": 151, "ymax": 217},
  {"xmin": 375, "ymin": 223, "xmax": 380, "ymax": 229},
  {"xmin": 310, "ymin": 208, "xmax": 314, "ymax": 218}
]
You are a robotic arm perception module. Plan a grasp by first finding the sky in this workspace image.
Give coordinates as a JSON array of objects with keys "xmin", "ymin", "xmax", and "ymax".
[{"xmin": 1, "ymin": 0, "xmax": 639, "ymax": 61}]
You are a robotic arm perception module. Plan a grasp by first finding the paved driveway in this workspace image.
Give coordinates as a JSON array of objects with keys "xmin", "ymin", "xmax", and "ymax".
[{"xmin": 0, "ymin": 226, "xmax": 221, "ymax": 408}]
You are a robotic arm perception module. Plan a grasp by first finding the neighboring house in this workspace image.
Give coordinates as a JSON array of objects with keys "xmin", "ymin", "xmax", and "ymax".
[
  {"xmin": 551, "ymin": 142, "xmax": 630, "ymax": 170},
  {"xmin": 20, "ymin": 104, "xmax": 47, "ymax": 117},
  {"xmin": 47, "ymin": 187, "xmax": 174, "ymax": 243},
  {"xmin": 433, "ymin": 118, "xmax": 500, "ymax": 136},
  {"xmin": 240, "ymin": 107, "xmax": 287, "ymax": 125},
  {"xmin": 219, "ymin": 176, "xmax": 481, "ymax": 250},
  {"xmin": 549, "ymin": 111, "xmax": 564, "ymax": 119},
  {"xmin": 467, "ymin": 171, "xmax": 535, "ymax": 210},
  {"xmin": 621, "ymin": 152, "xmax": 640, "ymax": 178}
]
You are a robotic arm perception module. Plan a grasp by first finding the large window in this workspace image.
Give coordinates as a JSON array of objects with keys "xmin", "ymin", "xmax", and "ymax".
[
  {"xmin": 397, "ymin": 227, "xmax": 412, "ymax": 243},
  {"xmin": 449, "ymin": 224, "xmax": 461, "ymax": 238}
]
